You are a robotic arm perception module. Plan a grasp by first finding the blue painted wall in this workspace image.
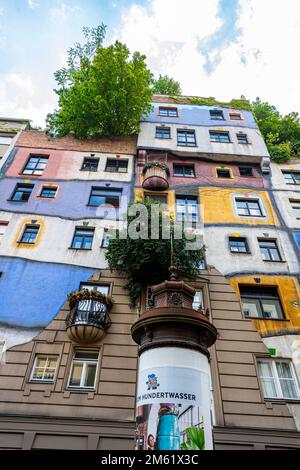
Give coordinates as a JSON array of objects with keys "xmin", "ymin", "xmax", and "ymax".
[
  {"xmin": 143, "ymin": 102, "xmax": 257, "ymax": 129},
  {"xmin": 0, "ymin": 179, "xmax": 132, "ymax": 219},
  {"xmin": 0, "ymin": 257, "xmax": 96, "ymax": 327}
]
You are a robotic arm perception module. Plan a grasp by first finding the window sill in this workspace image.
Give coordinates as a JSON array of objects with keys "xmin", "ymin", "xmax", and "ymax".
[
  {"xmin": 80, "ymin": 169, "xmax": 98, "ymax": 172},
  {"xmin": 7, "ymin": 199, "xmax": 28, "ymax": 203},
  {"xmin": 262, "ymin": 259, "xmax": 286, "ymax": 263},
  {"xmin": 230, "ymin": 251, "xmax": 251, "ymax": 255},
  {"xmin": 29, "ymin": 380, "xmax": 54, "ymax": 384},
  {"xmin": 16, "ymin": 241, "xmax": 35, "ymax": 245},
  {"xmin": 264, "ymin": 398, "xmax": 300, "ymax": 404},
  {"xmin": 66, "ymin": 387, "xmax": 95, "ymax": 393},
  {"xmin": 238, "ymin": 142, "xmax": 251, "ymax": 145},
  {"xmin": 177, "ymin": 144, "xmax": 197, "ymax": 147},
  {"xmin": 68, "ymin": 247, "xmax": 93, "ymax": 251},
  {"xmin": 173, "ymin": 175, "xmax": 196, "ymax": 178},
  {"xmin": 155, "ymin": 137, "xmax": 171, "ymax": 140},
  {"xmin": 210, "ymin": 141, "xmax": 232, "ymax": 144},
  {"xmin": 245, "ymin": 317, "xmax": 289, "ymax": 321}
]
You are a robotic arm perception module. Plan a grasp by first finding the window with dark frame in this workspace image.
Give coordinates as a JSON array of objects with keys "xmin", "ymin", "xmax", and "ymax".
[
  {"xmin": 22, "ymin": 155, "xmax": 48, "ymax": 175},
  {"xmin": 30, "ymin": 355, "xmax": 58, "ymax": 382},
  {"xmin": 173, "ymin": 164, "xmax": 195, "ymax": 177},
  {"xmin": 176, "ymin": 195, "xmax": 198, "ymax": 226},
  {"xmin": 229, "ymin": 112, "xmax": 242, "ymax": 120},
  {"xmin": 68, "ymin": 350, "xmax": 99, "ymax": 389},
  {"xmin": 235, "ymin": 198, "xmax": 263, "ymax": 217},
  {"xmin": 20, "ymin": 225, "xmax": 39, "ymax": 244},
  {"xmin": 257, "ymin": 360, "xmax": 300, "ymax": 400},
  {"xmin": 39, "ymin": 186, "xmax": 57, "ymax": 198},
  {"xmin": 290, "ymin": 200, "xmax": 300, "ymax": 219},
  {"xmin": 258, "ymin": 239, "xmax": 281, "ymax": 261},
  {"xmin": 155, "ymin": 127, "xmax": 171, "ymax": 139},
  {"xmin": 81, "ymin": 158, "xmax": 99, "ymax": 171},
  {"xmin": 239, "ymin": 285, "xmax": 284, "ymax": 319},
  {"xmin": 105, "ymin": 159, "xmax": 128, "ymax": 173},
  {"xmin": 71, "ymin": 228, "xmax": 94, "ymax": 250},
  {"xmin": 158, "ymin": 107, "xmax": 178, "ymax": 117},
  {"xmin": 229, "ymin": 237, "xmax": 249, "ymax": 253},
  {"xmin": 239, "ymin": 167, "xmax": 253, "ymax": 177},
  {"xmin": 88, "ymin": 187, "xmax": 121, "ymax": 207},
  {"xmin": 210, "ymin": 131, "xmax": 230, "ymax": 143},
  {"xmin": 216, "ymin": 168, "xmax": 231, "ymax": 178},
  {"xmin": 282, "ymin": 171, "xmax": 300, "ymax": 185},
  {"xmin": 177, "ymin": 130, "xmax": 196, "ymax": 147},
  {"xmin": 237, "ymin": 133, "xmax": 249, "ymax": 144},
  {"xmin": 101, "ymin": 229, "xmax": 111, "ymax": 248},
  {"xmin": 11, "ymin": 183, "xmax": 34, "ymax": 202},
  {"xmin": 209, "ymin": 110, "xmax": 224, "ymax": 120}
]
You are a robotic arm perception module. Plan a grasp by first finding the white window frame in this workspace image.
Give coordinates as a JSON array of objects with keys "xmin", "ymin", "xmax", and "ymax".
[
  {"xmin": 30, "ymin": 355, "xmax": 58, "ymax": 382},
  {"xmin": 233, "ymin": 194, "xmax": 267, "ymax": 220},
  {"xmin": 67, "ymin": 350, "xmax": 99, "ymax": 390},
  {"xmin": 257, "ymin": 359, "xmax": 300, "ymax": 400}
]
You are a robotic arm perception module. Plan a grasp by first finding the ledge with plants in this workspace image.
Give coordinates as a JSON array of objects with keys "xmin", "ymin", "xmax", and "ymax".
[
  {"xmin": 67, "ymin": 289, "xmax": 114, "ymax": 311},
  {"xmin": 142, "ymin": 162, "xmax": 170, "ymax": 175}
]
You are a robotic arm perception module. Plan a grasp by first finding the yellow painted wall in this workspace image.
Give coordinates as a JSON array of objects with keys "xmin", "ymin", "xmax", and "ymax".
[
  {"xmin": 135, "ymin": 189, "xmax": 176, "ymax": 218},
  {"xmin": 229, "ymin": 275, "xmax": 300, "ymax": 336},
  {"xmin": 199, "ymin": 187, "xmax": 279, "ymax": 226}
]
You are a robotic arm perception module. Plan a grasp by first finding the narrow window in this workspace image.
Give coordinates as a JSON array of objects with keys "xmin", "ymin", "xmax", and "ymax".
[
  {"xmin": 210, "ymin": 131, "xmax": 230, "ymax": 143},
  {"xmin": 30, "ymin": 355, "xmax": 58, "ymax": 382},
  {"xmin": 71, "ymin": 228, "xmax": 94, "ymax": 250},
  {"xmin": 155, "ymin": 127, "xmax": 171, "ymax": 139},
  {"xmin": 192, "ymin": 291, "xmax": 204, "ymax": 311},
  {"xmin": 81, "ymin": 158, "xmax": 99, "ymax": 171},
  {"xmin": 229, "ymin": 237, "xmax": 249, "ymax": 253},
  {"xmin": 20, "ymin": 225, "xmax": 39, "ymax": 244},
  {"xmin": 176, "ymin": 195, "xmax": 198, "ymax": 226},
  {"xmin": 39, "ymin": 186, "xmax": 57, "ymax": 198},
  {"xmin": 105, "ymin": 159, "xmax": 128, "ymax": 173},
  {"xmin": 68, "ymin": 350, "xmax": 99, "ymax": 389},
  {"xmin": 216, "ymin": 168, "xmax": 231, "ymax": 179},
  {"xmin": 290, "ymin": 200, "xmax": 300, "ymax": 219},
  {"xmin": 237, "ymin": 133, "xmax": 249, "ymax": 144},
  {"xmin": 22, "ymin": 155, "xmax": 48, "ymax": 175},
  {"xmin": 173, "ymin": 164, "xmax": 195, "ymax": 177},
  {"xmin": 177, "ymin": 130, "xmax": 196, "ymax": 147},
  {"xmin": 101, "ymin": 229, "xmax": 111, "ymax": 248},
  {"xmin": 257, "ymin": 360, "xmax": 299, "ymax": 400},
  {"xmin": 239, "ymin": 286, "xmax": 284, "ymax": 319},
  {"xmin": 11, "ymin": 183, "xmax": 34, "ymax": 202},
  {"xmin": 258, "ymin": 239, "xmax": 281, "ymax": 261}
]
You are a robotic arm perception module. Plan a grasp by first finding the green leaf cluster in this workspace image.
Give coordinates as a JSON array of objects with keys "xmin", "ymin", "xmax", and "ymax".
[
  {"xmin": 180, "ymin": 427, "xmax": 205, "ymax": 450},
  {"xmin": 46, "ymin": 25, "xmax": 153, "ymax": 138},
  {"xmin": 252, "ymin": 98, "xmax": 300, "ymax": 162},
  {"xmin": 152, "ymin": 74, "xmax": 181, "ymax": 95},
  {"xmin": 171, "ymin": 96, "xmax": 252, "ymax": 111},
  {"xmin": 105, "ymin": 199, "xmax": 205, "ymax": 306}
]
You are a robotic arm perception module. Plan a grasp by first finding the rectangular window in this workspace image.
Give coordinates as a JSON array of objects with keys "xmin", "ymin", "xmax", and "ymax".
[
  {"xmin": 229, "ymin": 237, "xmax": 249, "ymax": 253},
  {"xmin": 81, "ymin": 158, "xmax": 99, "ymax": 171},
  {"xmin": 88, "ymin": 188, "xmax": 121, "ymax": 207},
  {"xmin": 159, "ymin": 107, "xmax": 178, "ymax": 117},
  {"xmin": 290, "ymin": 200, "xmax": 300, "ymax": 219},
  {"xmin": 30, "ymin": 355, "xmax": 58, "ymax": 382},
  {"xmin": 282, "ymin": 171, "xmax": 300, "ymax": 185},
  {"xmin": 68, "ymin": 350, "xmax": 99, "ymax": 389},
  {"xmin": 197, "ymin": 259, "xmax": 206, "ymax": 270},
  {"xmin": 235, "ymin": 198, "xmax": 263, "ymax": 217},
  {"xmin": 239, "ymin": 286, "xmax": 284, "ymax": 319},
  {"xmin": 71, "ymin": 228, "xmax": 94, "ymax": 250},
  {"xmin": 144, "ymin": 193, "xmax": 168, "ymax": 204},
  {"xmin": 209, "ymin": 110, "xmax": 224, "ymax": 120},
  {"xmin": 192, "ymin": 291, "xmax": 203, "ymax": 311},
  {"xmin": 258, "ymin": 239, "xmax": 281, "ymax": 261},
  {"xmin": 39, "ymin": 186, "xmax": 57, "ymax": 198},
  {"xmin": 155, "ymin": 127, "xmax": 171, "ymax": 139},
  {"xmin": 229, "ymin": 112, "xmax": 242, "ymax": 120},
  {"xmin": 20, "ymin": 225, "xmax": 39, "ymax": 244},
  {"xmin": 237, "ymin": 133, "xmax": 249, "ymax": 144},
  {"xmin": 210, "ymin": 131, "xmax": 230, "ymax": 143},
  {"xmin": 257, "ymin": 360, "xmax": 299, "ymax": 400},
  {"xmin": 239, "ymin": 167, "xmax": 253, "ymax": 177},
  {"xmin": 11, "ymin": 183, "xmax": 34, "ymax": 202},
  {"xmin": 79, "ymin": 283, "xmax": 110, "ymax": 296},
  {"xmin": 216, "ymin": 168, "xmax": 231, "ymax": 179},
  {"xmin": 0, "ymin": 135, "xmax": 14, "ymax": 145},
  {"xmin": 22, "ymin": 155, "xmax": 48, "ymax": 175},
  {"xmin": 177, "ymin": 130, "xmax": 196, "ymax": 147},
  {"xmin": 176, "ymin": 195, "xmax": 198, "ymax": 225},
  {"xmin": 173, "ymin": 164, "xmax": 195, "ymax": 177},
  {"xmin": 101, "ymin": 229, "xmax": 111, "ymax": 248},
  {"xmin": 105, "ymin": 159, "xmax": 128, "ymax": 173}
]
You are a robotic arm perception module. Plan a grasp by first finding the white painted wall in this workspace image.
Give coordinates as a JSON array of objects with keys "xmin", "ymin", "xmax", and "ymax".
[
  {"xmin": 273, "ymin": 190, "xmax": 300, "ymax": 229},
  {"xmin": 138, "ymin": 122, "xmax": 269, "ymax": 158},
  {"xmin": 0, "ymin": 326, "xmax": 41, "ymax": 355},
  {"xmin": 203, "ymin": 226, "xmax": 299, "ymax": 276},
  {"xmin": 270, "ymin": 161, "xmax": 300, "ymax": 190},
  {"xmin": 262, "ymin": 335, "xmax": 300, "ymax": 431}
]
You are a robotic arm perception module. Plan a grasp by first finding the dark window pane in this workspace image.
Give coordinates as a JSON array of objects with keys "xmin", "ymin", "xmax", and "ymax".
[
  {"xmin": 82, "ymin": 158, "xmax": 99, "ymax": 171},
  {"xmin": 20, "ymin": 225, "xmax": 39, "ymax": 243},
  {"xmin": 40, "ymin": 187, "xmax": 57, "ymax": 198},
  {"xmin": 156, "ymin": 127, "xmax": 171, "ymax": 139},
  {"xmin": 240, "ymin": 285, "xmax": 284, "ymax": 319},
  {"xmin": 210, "ymin": 110, "xmax": 224, "ymax": 120},
  {"xmin": 239, "ymin": 167, "xmax": 253, "ymax": 177},
  {"xmin": 23, "ymin": 156, "xmax": 48, "ymax": 175},
  {"xmin": 210, "ymin": 131, "xmax": 230, "ymax": 143},
  {"xmin": 237, "ymin": 133, "xmax": 248, "ymax": 144},
  {"xmin": 217, "ymin": 169, "xmax": 231, "ymax": 178}
]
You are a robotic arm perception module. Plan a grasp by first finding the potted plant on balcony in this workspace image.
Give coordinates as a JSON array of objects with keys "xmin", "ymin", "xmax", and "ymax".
[
  {"xmin": 67, "ymin": 289, "xmax": 114, "ymax": 311},
  {"xmin": 142, "ymin": 161, "xmax": 170, "ymax": 175}
]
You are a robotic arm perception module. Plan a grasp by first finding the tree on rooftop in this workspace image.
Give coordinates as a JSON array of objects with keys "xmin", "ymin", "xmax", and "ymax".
[
  {"xmin": 152, "ymin": 74, "xmax": 181, "ymax": 95},
  {"xmin": 46, "ymin": 25, "xmax": 153, "ymax": 139}
]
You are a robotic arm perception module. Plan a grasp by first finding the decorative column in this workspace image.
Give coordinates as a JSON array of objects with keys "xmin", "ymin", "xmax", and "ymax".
[{"xmin": 131, "ymin": 278, "xmax": 218, "ymax": 451}]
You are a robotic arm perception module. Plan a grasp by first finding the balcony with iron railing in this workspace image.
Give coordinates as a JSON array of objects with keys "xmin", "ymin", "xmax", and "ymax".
[
  {"xmin": 142, "ymin": 162, "xmax": 170, "ymax": 191},
  {"xmin": 66, "ymin": 290, "xmax": 113, "ymax": 343}
]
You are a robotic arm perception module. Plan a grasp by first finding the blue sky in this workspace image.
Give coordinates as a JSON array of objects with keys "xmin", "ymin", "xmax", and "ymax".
[{"xmin": 0, "ymin": 0, "xmax": 299, "ymax": 126}]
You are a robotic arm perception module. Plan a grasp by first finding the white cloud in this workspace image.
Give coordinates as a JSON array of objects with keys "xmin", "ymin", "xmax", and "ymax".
[
  {"xmin": 27, "ymin": 0, "xmax": 39, "ymax": 9},
  {"xmin": 50, "ymin": 3, "xmax": 82, "ymax": 23},
  {"xmin": 115, "ymin": 0, "xmax": 300, "ymax": 114}
]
